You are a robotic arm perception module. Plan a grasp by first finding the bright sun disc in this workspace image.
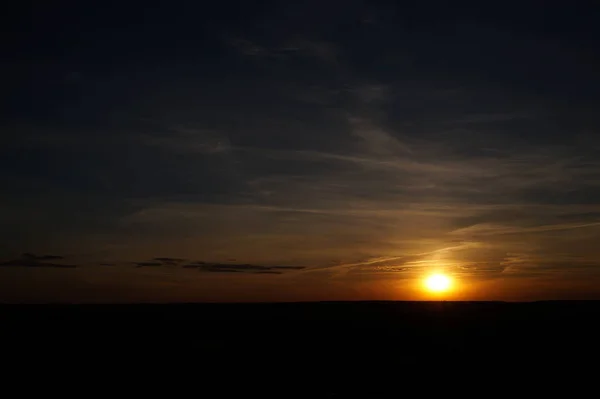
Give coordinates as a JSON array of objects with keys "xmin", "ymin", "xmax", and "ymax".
[{"xmin": 424, "ymin": 274, "xmax": 452, "ymax": 293}]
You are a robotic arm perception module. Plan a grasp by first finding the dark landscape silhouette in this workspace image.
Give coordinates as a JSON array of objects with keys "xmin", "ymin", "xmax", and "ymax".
[{"xmin": 2, "ymin": 300, "xmax": 598, "ymax": 395}]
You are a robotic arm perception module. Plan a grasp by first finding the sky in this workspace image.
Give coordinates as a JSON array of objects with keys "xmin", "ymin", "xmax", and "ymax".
[{"xmin": 2, "ymin": 1, "xmax": 600, "ymax": 302}]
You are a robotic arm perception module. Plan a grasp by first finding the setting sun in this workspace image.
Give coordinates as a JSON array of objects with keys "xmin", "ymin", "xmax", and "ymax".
[{"xmin": 424, "ymin": 274, "xmax": 452, "ymax": 293}]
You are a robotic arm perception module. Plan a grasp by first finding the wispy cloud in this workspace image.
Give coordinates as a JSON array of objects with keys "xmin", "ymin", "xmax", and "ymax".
[
  {"xmin": 153, "ymin": 257, "xmax": 186, "ymax": 265},
  {"xmin": 0, "ymin": 253, "xmax": 76, "ymax": 268},
  {"xmin": 225, "ymin": 37, "xmax": 267, "ymax": 56},
  {"xmin": 182, "ymin": 262, "xmax": 305, "ymax": 274},
  {"xmin": 21, "ymin": 253, "xmax": 65, "ymax": 261},
  {"xmin": 296, "ymin": 242, "xmax": 481, "ymax": 278},
  {"xmin": 500, "ymin": 252, "xmax": 600, "ymax": 276},
  {"xmin": 135, "ymin": 262, "xmax": 164, "ymax": 268},
  {"xmin": 139, "ymin": 127, "xmax": 232, "ymax": 154},
  {"xmin": 451, "ymin": 221, "xmax": 600, "ymax": 237},
  {"xmin": 346, "ymin": 115, "xmax": 413, "ymax": 156}
]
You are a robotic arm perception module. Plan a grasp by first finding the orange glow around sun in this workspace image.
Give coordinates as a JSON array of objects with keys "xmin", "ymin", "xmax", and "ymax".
[{"xmin": 423, "ymin": 273, "xmax": 453, "ymax": 295}]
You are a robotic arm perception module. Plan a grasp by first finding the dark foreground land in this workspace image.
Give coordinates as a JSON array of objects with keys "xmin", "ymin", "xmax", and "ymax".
[{"xmin": 2, "ymin": 301, "xmax": 599, "ymax": 395}]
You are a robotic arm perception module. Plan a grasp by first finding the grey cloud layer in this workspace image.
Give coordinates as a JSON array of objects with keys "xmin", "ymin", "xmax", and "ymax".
[
  {"xmin": 0, "ymin": 253, "xmax": 76, "ymax": 268},
  {"xmin": 0, "ymin": 253, "xmax": 306, "ymax": 276}
]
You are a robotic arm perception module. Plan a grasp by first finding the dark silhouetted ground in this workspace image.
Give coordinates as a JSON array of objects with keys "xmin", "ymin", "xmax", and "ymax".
[{"xmin": 1, "ymin": 301, "xmax": 597, "ymax": 396}]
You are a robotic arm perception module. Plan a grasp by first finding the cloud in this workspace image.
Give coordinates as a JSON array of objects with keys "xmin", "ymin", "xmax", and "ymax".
[
  {"xmin": 21, "ymin": 253, "xmax": 65, "ymax": 261},
  {"xmin": 447, "ymin": 112, "xmax": 532, "ymax": 125},
  {"xmin": 153, "ymin": 257, "xmax": 186, "ymax": 265},
  {"xmin": 182, "ymin": 262, "xmax": 305, "ymax": 274},
  {"xmin": 139, "ymin": 127, "xmax": 232, "ymax": 154},
  {"xmin": 135, "ymin": 262, "xmax": 163, "ymax": 268},
  {"xmin": 205, "ymin": 268, "xmax": 243, "ymax": 273},
  {"xmin": 500, "ymin": 252, "xmax": 600, "ymax": 276},
  {"xmin": 225, "ymin": 33, "xmax": 340, "ymax": 66},
  {"xmin": 349, "ymin": 266, "xmax": 407, "ymax": 274},
  {"xmin": 0, "ymin": 253, "xmax": 76, "ymax": 268},
  {"xmin": 299, "ymin": 244, "xmax": 479, "ymax": 277},
  {"xmin": 212, "ymin": 264, "xmax": 268, "ymax": 271},
  {"xmin": 451, "ymin": 221, "xmax": 600, "ymax": 237},
  {"xmin": 283, "ymin": 38, "xmax": 339, "ymax": 65},
  {"xmin": 346, "ymin": 115, "xmax": 412, "ymax": 156},
  {"xmin": 350, "ymin": 84, "xmax": 389, "ymax": 104},
  {"xmin": 134, "ymin": 257, "xmax": 226, "ymax": 269},
  {"xmin": 225, "ymin": 37, "xmax": 267, "ymax": 56}
]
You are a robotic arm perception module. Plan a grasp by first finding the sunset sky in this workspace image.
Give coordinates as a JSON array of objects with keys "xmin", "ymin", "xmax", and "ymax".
[{"xmin": 2, "ymin": 2, "xmax": 600, "ymax": 302}]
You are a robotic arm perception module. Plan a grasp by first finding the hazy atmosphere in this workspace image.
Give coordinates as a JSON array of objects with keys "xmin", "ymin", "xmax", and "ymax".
[{"xmin": 3, "ymin": 2, "xmax": 600, "ymax": 302}]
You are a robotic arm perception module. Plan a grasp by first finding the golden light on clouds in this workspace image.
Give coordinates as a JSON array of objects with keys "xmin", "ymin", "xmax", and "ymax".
[{"xmin": 423, "ymin": 273, "xmax": 453, "ymax": 294}]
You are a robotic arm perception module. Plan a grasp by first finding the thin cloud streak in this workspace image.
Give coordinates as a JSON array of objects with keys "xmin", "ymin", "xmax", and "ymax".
[{"xmin": 451, "ymin": 221, "xmax": 600, "ymax": 237}]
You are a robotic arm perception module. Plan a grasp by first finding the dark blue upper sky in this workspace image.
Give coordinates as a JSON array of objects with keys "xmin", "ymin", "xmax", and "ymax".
[{"xmin": 2, "ymin": 1, "xmax": 600, "ymax": 301}]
